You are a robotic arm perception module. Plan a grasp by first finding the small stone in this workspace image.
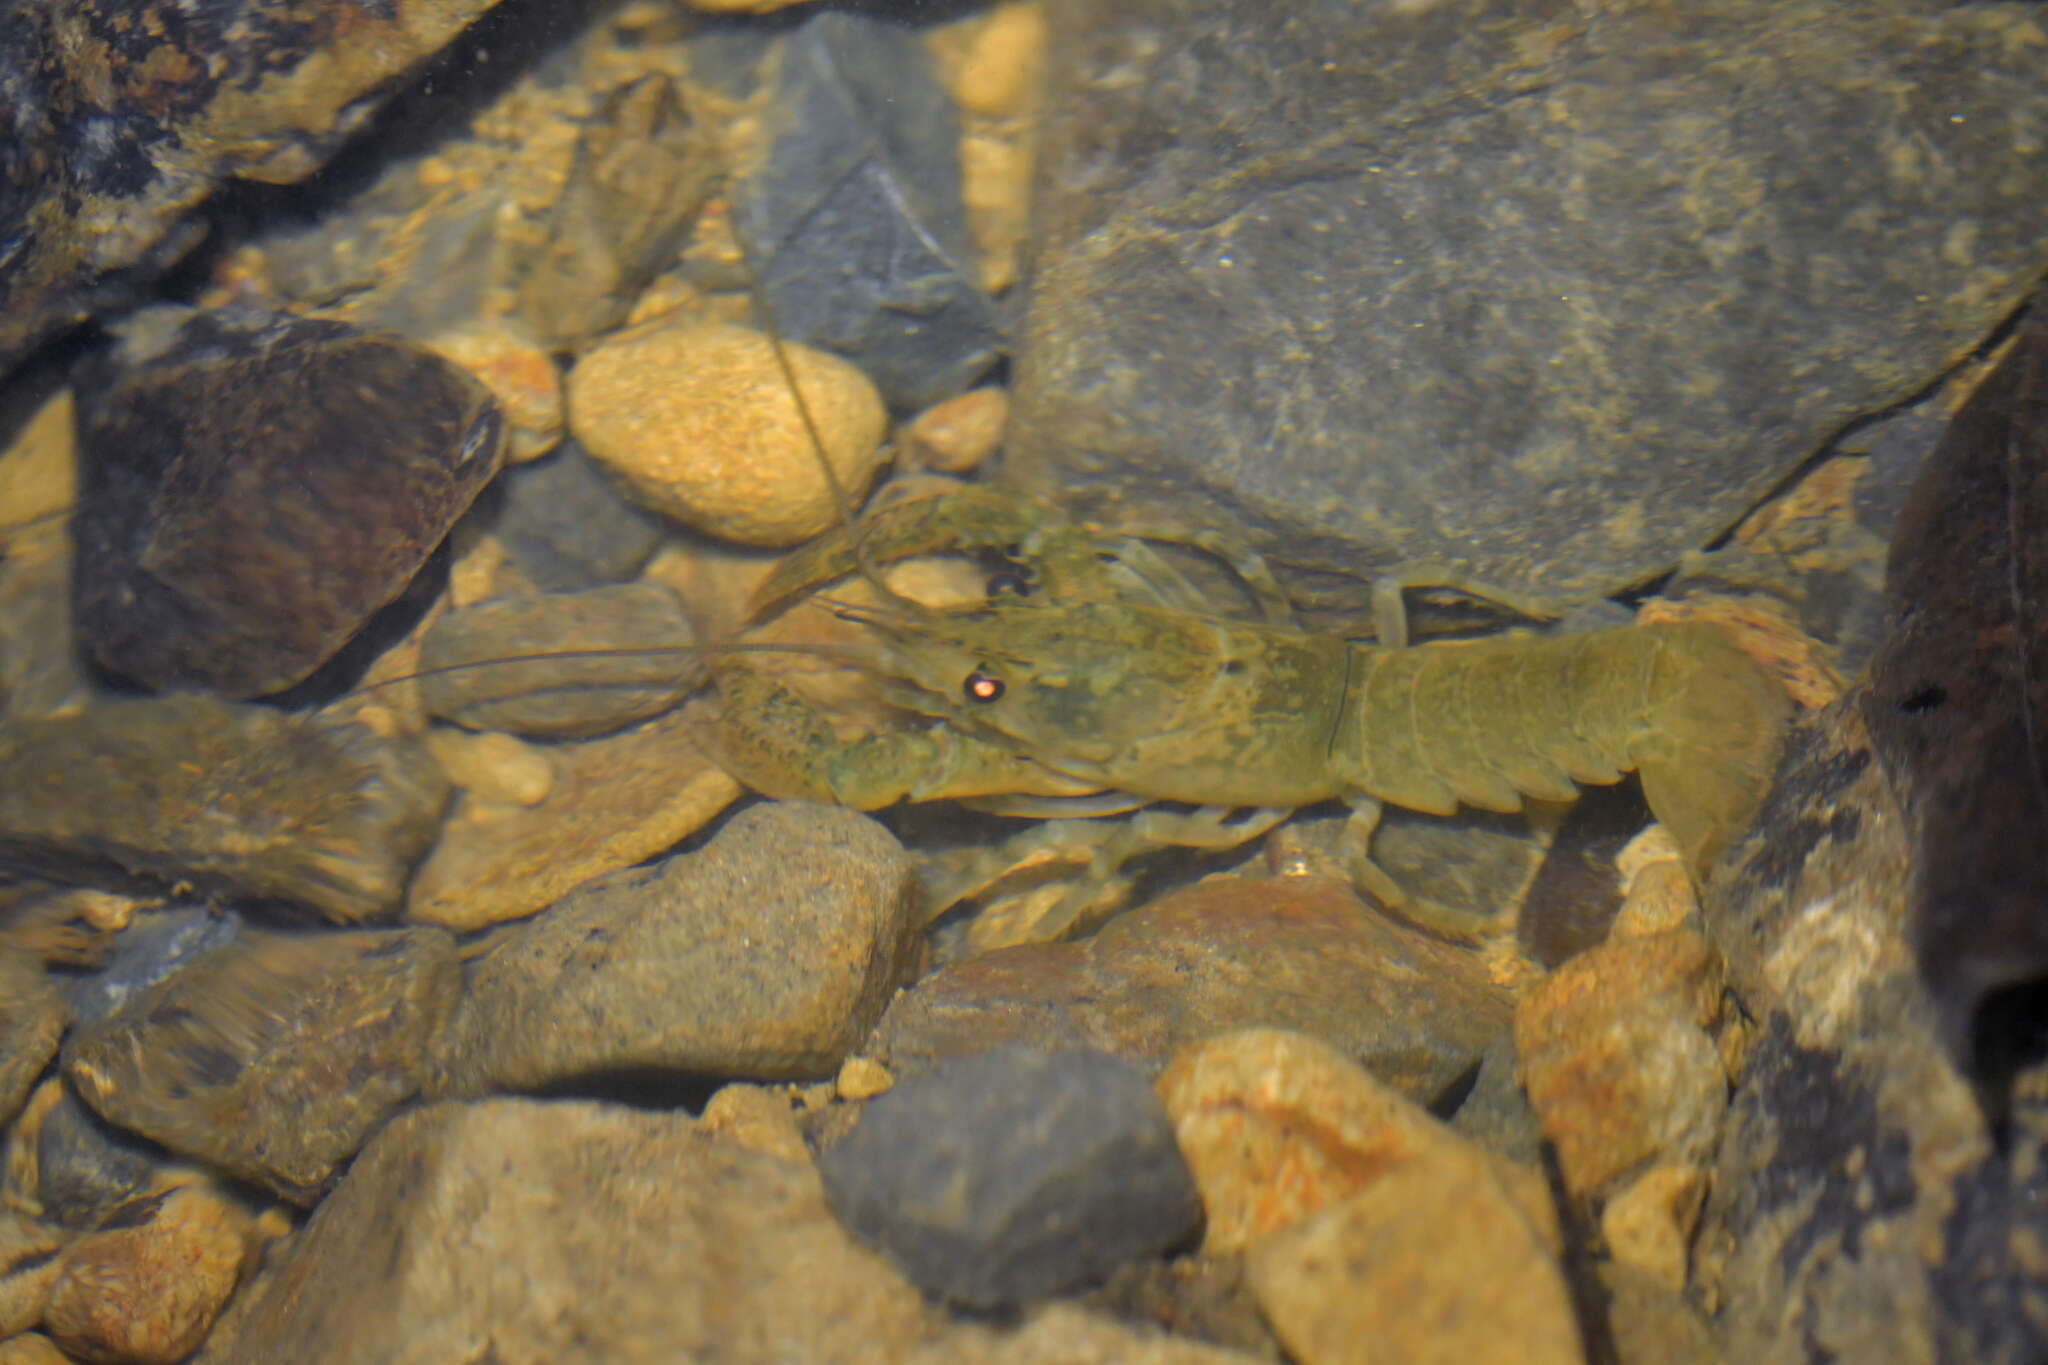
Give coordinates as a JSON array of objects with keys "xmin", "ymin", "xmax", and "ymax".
[
  {"xmin": 1158, "ymin": 1028, "xmax": 1554, "ymax": 1257},
  {"xmin": 42, "ymin": 1186, "xmax": 245, "ymax": 1363},
  {"xmin": 952, "ymin": 3, "xmax": 1049, "ymax": 119},
  {"xmin": 483, "ymin": 440, "xmax": 671, "ymax": 593},
  {"xmin": 66, "ymin": 927, "xmax": 463, "ymax": 1205},
  {"xmin": 1245, "ymin": 1156, "xmax": 1582, "ymax": 1365},
  {"xmin": 1446, "ymin": 1031, "xmax": 1545, "ymax": 1167},
  {"xmin": 192, "ymin": 1100, "xmax": 933, "ymax": 1364},
  {"xmin": 903, "ymin": 386, "xmax": 1009, "ymax": 474},
  {"xmin": 0, "ymin": 697, "xmax": 447, "ymax": 925},
  {"xmin": 835, "ymin": 1055, "xmax": 894, "ymax": 1102},
  {"xmin": 44, "ymin": 1183, "xmax": 249, "ymax": 1365},
  {"xmin": 70, "ymin": 305, "xmax": 504, "ymax": 698},
  {"xmin": 0, "ymin": 954, "xmax": 64, "ymax": 1130},
  {"xmin": 818, "ymin": 1046, "xmax": 1202, "ymax": 1308},
  {"xmin": 438, "ymin": 802, "xmax": 920, "ymax": 1089},
  {"xmin": 1600, "ymin": 1161, "xmax": 1707, "ymax": 1294},
  {"xmin": 870, "ymin": 876, "xmax": 1511, "ymax": 1103},
  {"xmin": 424, "ymin": 728, "xmax": 555, "ymax": 807},
  {"xmin": 1514, "ymin": 929, "xmax": 1728, "ymax": 1198},
  {"xmin": 422, "ymin": 324, "xmax": 562, "ymax": 462},
  {"xmin": 405, "ymin": 703, "xmax": 742, "ymax": 932},
  {"xmin": 1612, "ymin": 856, "xmax": 1698, "ymax": 941},
  {"xmin": 417, "ymin": 582, "xmax": 699, "ymax": 740},
  {"xmin": 0, "ymin": 1210, "xmax": 63, "ymax": 1338},
  {"xmin": 0, "ymin": 386, "xmax": 74, "ymax": 538},
  {"xmin": 1600, "ymin": 1262, "xmax": 1724, "ymax": 1365},
  {"xmin": 568, "ymin": 320, "xmax": 886, "ymax": 548},
  {"xmin": 699, "ymin": 1085, "xmax": 812, "ymax": 1166}
]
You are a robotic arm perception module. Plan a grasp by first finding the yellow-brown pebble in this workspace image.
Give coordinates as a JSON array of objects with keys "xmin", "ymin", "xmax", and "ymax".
[
  {"xmin": 568, "ymin": 320, "xmax": 887, "ymax": 548},
  {"xmin": 43, "ymin": 1185, "xmax": 249, "ymax": 1365},
  {"xmin": 1601, "ymin": 1161, "xmax": 1708, "ymax": 1293},
  {"xmin": 425, "ymin": 728, "xmax": 556, "ymax": 807},
  {"xmin": 699, "ymin": 1084, "xmax": 813, "ymax": 1165},
  {"xmin": 0, "ymin": 1334, "xmax": 69, "ymax": 1365},
  {"xmin": 902, "ymin": 387, "xmax": 1008, "ymax": 474},
  {"xmin": 834, "ymin": 1055, "xmax": 895, "ymax": 1101},
  {"xmin": 0, "ymin": 1212, "xmax": 62, "ymax": 1337}
]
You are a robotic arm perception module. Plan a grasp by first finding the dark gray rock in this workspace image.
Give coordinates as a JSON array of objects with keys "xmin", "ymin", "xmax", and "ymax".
[
  {"xmin": 737, "ymin": 12, "xmax": 1005, "ymax": 410},
  {"xmin": 437, "ymin": 801, "xmax": 921, "ymax": 1091},
  {"xmin": 819, "ymin": 1046, "xmax": 1202, "ymax": 1309},
  {"xmin": 418, "ymin": 582, "xmax": 698, "ymax": 739},
  {"xmin": 1007, "ymin": 0, "xmax": 2048, "ymax": 622},
  {"xmin": 1447, "ymin": 1031, "xmax": 1543, "ymax": 1168},
  {"xmin": 0, "ymin": 695, "xmax": 447, "ymax": 924},
  {"xmin": 70, "ymin": 305, "xmax": 503, "ymax": 698},
  {"xmin": 0, "ymin": 950, "xmax": 64, "ymax": 1127},
  {"xmin": 0, "ymin": 0, "xmax": 503, "ymax": 377},
  {"xmin": 64, "ymin": 926, "xmax": 463, "ymax": 1206},
  {"xmin": 34, "ymin": 1087, "xmax": 167, "ymax": 1231},
  {"xmin": 1693, "ymin": 696, "xmax": 2048, "ymax": 1363},
  {"xmin": 483, "ymin": 440, "xmax": 670, "ymax": 592}
]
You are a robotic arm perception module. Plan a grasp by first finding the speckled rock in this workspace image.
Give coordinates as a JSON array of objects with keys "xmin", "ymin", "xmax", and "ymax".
[
  {"xmin": 1513, "ymin": 928, "xmax": 1730, "ymax": 1198},
  {"xmin": 44, "ymin": 1184, "xmax": 250, "ymax": 1365},
  {"xmin": 568, "ymin": 320, "xmax": 887, "ymax": 547},
  {"xmin": 70, "ymin": 306, "xmax": 503, "ymax": 697},
  {"xmin": 1157, "ymin": 1028, "xmax": 1555, "ymax": 1257},
  {"xmin": 819, "ymin": 1047, "xmax": 1202, "ymax": 1308},
  {"xmin": 869, "ymin": 875, "xmax": 1511, "ymax": 1103},
  {"xmin": 1244, "ymin": 1153, "xmax": 1582, "ymax": 1365},
  {"xmin": 0, "ymin": 697, "xmax": 446, "ymax": 924},
  {"xmin": 438, "ymin": 802, "xmax": 921, "ymax": 1090},
  {"xmin": 192, "ymin": 1099, "xmax": 935, "ymax": 1365},
  {"xmin": 417, "ymin": 582, "xmax": 699, "ymax": 739},
  {"xmin": 405, "ymin": 702, "xmax": 741, "ymax": 932},
  {"xmin": 0, "ymin": 955, "xmax": 63, "ymax": 1130},
  {"xmin": 66, "ymin": 927, "xmax": 462, "ymax": 1205}
]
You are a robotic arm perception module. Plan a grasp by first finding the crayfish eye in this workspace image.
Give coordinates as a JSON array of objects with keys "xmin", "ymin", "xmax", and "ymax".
[{"xmin": 963, "ymin": 669, "xmax": 1005, "ymax": 703}]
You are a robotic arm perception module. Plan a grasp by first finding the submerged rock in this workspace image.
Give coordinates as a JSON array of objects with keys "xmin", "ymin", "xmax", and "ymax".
[
  {"xmin": 0, "ymin": 695, "xmax": 447, "ymax": 924},
  {"xmin": 70, "ymin": 305, "xmax": 503, "ymax": 698}
]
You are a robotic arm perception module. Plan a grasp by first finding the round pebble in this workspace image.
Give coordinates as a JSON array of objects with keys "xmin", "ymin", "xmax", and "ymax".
[
  {"xmin": 568, "ymin": 320, "xmax": 887, "ymax": 548},
  {"xmin": 43, "ymin": 1184, "xmax": 249, "ymax": 1365},
  {"xmin": 903, "ymin": 386, "xmax": 1008, "ymax": 474}
]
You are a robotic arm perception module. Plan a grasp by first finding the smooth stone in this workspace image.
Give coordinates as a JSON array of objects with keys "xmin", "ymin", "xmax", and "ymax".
[
  {"xmin": 477, "ymin": 440, "xmax": 669, "ymax": 593},
  {"xmin": 417, "ymin": 581, "xmax": 699, "ymax": 740},
  {"xmin": 818, "ymin": 1046, "xmax": 1202, "ymax": 1308},
  {"xmin": 43, "ymin": 1184, "xmax": 251, "ymax": 1365},
  {"xmin": 437, "ymin": 801, "xmax": 920, "ymax": 1090},
  {"xmin": 65, "ymin": 927, "xmax": 462, "ymax": 1205},
  {"xmin": 869, "ymin": 875, "xmax": 1511, "ymax": 1103}
]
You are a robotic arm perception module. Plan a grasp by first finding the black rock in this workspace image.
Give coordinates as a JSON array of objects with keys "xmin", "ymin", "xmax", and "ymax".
[
  {"xmin": 735, "ymin": 12, "xmax": 1005, "ymax": 410},
  {"xmin": 817, "ymin": 1045, "xmax": 1202, "ymax": 1308},
  {"xmin": 71, "ymin": 305, "xmax": 504, "ymax": 698},
  {"xmin": 418, "ymin": 582, "xmax": 698, "ymax": 740}
]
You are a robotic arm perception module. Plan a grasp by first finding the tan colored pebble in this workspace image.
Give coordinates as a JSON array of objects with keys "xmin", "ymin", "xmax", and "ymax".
[
  {"xmin": 1246, "ymin": 1156, "xmax": 1583, "ymax": 1365},
  {"xmin": 44, "ymin": 1185, "xmax": 249, "ymax": 1365},
  {"xmin": 0, "ymin": 388, "xmax": 75, "ymax": 537},
  {"xmin": 1612, "ymin": 857, "xmax": 1698, "ymax": 940},
  {"xmin": 447, "ymin": 534, "xmax": 508, "ymax": 609},
  {"xmin": 1157, "ymin": 1027, "xmax": 1554, "ymax": 1256},
  {"xmin": 699, "ymin": 1085, "xmax": 813, "ymax": 1166},
  {"xmin": 834, "ymin": 1055, "xmax": 895, "ymax": 1102},
  {"xmin": 954, "ymin": 2, "xmax": 1049, "ymax": 118},
  {"xmin": 3, "ymin": 1080, "xmax": 63, "ymax": 1217},
  {"xmin": 568, "ymin": 321, "xmax": 887, "ymax": 548},
  {"xmin": 1601, "ymin": 1161, "xmax": 1707, "ymax": 1293},
  {"xmin": 0, "ymin": 1211, "xmax": 63, "ymax": 1337},
  {"xmin": 0, "ymin": 1334, "xmax": 70, "ymax": 1365},
  {"xmin": 424, "ymin": 325, "xmax": 563, "ymax": 463},
  {"xmin": 1514, "ymin": 930, "xmax": 1728, "ymax": 1198},
  {"xmin": 1615, "ymin": 824, "xmax": 1683, "ymax": 883},
  {"xmin": 425, "ymin": 728, "xmax": 556, "ymax": 807},
  {"xmin": 903, "ymin": 388, "xmax": 1009, "ymax": 474},
  {"xmin": 961, "ymin": 133, "xmax": 1034, "ymax": 295}
]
